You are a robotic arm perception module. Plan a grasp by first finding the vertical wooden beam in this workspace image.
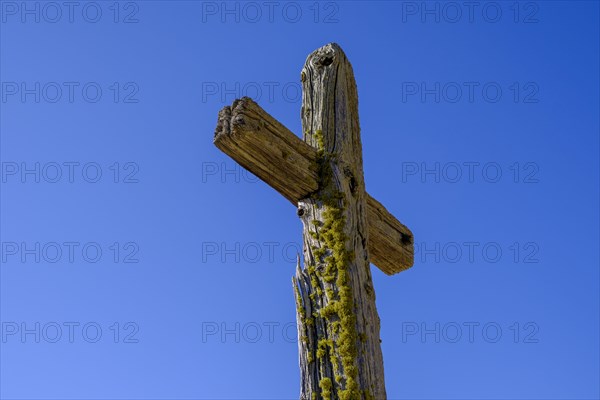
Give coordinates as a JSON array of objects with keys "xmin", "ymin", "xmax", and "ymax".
[{"xmin": 293, "ymin": 43, "xmax": 386, "ymax": 400}]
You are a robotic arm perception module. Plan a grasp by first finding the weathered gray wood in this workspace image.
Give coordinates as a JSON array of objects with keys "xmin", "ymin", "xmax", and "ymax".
[
  {"xmin": 293, "ymin": 43, "xmax": 386, "ymax": 399},
  {"xmin": 212, "ymin": 43, "xmax": 415, "ymax": 399},
  {"xmin": 214, "ymin": 97, "xmax": 413, "ymax": 275}
]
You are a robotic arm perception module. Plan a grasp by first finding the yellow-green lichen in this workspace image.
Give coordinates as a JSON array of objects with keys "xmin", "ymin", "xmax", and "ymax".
[
  {"xmin": 319, "ymin": 377, "xmax": 332, "ymax": 400},
  {"xmin": 294, "ymin": 279, "xmax": 305, "ymax": 319},
  {"xmin": 309, "ymin": 127, "xmax": 361, "ymax": 399}
]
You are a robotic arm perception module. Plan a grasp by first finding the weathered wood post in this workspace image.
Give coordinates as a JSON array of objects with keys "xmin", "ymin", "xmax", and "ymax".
[
  {"xmin": 213, "ymin": 42, "xmax": 414, "ymax": 400},
  {"xmin": 292, "ymin": 43, "xmax": 385, "ymax": 399}
]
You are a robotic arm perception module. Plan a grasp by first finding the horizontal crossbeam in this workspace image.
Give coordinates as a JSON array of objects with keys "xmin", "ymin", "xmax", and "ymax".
[{"xmin": 213, "ymin": 97, "xmax": 413, "ymax": 275}]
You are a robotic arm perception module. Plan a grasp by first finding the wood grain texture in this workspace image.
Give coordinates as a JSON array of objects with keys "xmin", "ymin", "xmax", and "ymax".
[
  {"xmin": 294, "ymin": 42, "xmax": 385, "ymax": 399},
  {"xmin": 214, "ymin": 97, "xmax": 413, "ymax": 275}
]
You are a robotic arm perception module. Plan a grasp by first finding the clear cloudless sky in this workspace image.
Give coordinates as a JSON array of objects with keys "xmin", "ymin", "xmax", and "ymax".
[{"xmin": 0, "ymin": 1, "xmax": 598, "ymax": 399}]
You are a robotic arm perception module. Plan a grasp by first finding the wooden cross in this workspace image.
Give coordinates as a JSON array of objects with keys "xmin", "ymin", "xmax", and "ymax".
[{"xmin": 213, "ymin": 43, "xmax": 414, "ymax": 400}]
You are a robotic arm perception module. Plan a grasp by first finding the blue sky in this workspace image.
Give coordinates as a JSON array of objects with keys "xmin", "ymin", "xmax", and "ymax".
[{"xmin": 1, "ymin": 1, "xmax": 599, "ymax": 399}]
